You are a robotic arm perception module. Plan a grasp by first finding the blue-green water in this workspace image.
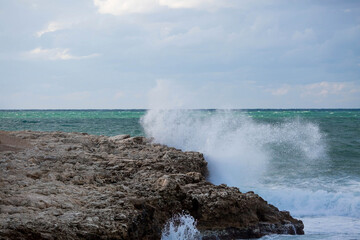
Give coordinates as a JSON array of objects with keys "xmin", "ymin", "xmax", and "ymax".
[
  {"xmin": 0, "ymin": 110, "xmax": 145, "ymax": 136},
  {"xmin": 1, "ymin": 109, "xmax": 359, "ymax": 239}
]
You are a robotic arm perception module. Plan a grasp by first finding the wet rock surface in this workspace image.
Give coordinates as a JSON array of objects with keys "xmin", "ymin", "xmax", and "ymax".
[{"xmin": 0, "ymin": 131, "xmax": 304, "ymax": 239}]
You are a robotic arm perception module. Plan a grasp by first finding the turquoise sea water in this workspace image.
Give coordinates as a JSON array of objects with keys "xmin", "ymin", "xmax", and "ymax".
[{"xmin": 1, "ymin": 109, "xmax": 359, "ymax": 239}]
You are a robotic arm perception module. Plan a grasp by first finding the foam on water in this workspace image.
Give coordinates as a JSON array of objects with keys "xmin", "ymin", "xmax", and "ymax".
[
  {"xmin": 141, "ymin": 109, "xmax": 360, "ymax": 238},
  {"xmin": 257, "ymin": 188, "xmax": 360, "ymax": 218},
  {"xmin": 141, "ymin": 109, "xmax": 326, "ymax": 186}
]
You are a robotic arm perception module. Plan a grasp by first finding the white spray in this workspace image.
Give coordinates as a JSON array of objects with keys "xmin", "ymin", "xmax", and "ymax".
[
  {"xmin": 142, "ymin": 108, "xmax": 360, "ymax": 219},
  {"xmin": 141, "ymin": 109, "xmax": 325, "ymax": 187},
  {"xmin": 161, "ymin": 213, "xmax": 201, "ymax": 240},
  {"xmin": 144, "ymin": 80, "xmax": 360, "ymax": 238}
]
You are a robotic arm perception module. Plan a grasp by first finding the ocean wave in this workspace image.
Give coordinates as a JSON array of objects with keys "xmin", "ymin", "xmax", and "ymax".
[
  {"xmin": 258, "ymin": 188, "xmax": 360, "ymax": 218},
  {"xmin": 141, "ymin": 109, "xmax": 359, "ymax": 218},
  {"xmin": 141, "ymin": 109, "xmax": 326, "ymax": 185}
]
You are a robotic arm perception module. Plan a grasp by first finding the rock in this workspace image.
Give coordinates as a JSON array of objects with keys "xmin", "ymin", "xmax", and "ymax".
[
  {"xmin": 0, "ymin": 131, "xmax": 30, "ymax": 152},
  {"xmin": 109, "ymin": 134, "xmax": 130, "ymax": 141},
  {"xmin": 186, "ymin": 171, "xmax": 203, "ymax": 183},
  {"xmin": 0, "ymin": 131, "xmax": 304, "ymax": 239}
]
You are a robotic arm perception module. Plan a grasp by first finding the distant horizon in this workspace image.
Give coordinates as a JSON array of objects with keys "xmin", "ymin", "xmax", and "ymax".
[{"xmin": 1, "ymin": 108, "xmax": 359, "ymax": 111}]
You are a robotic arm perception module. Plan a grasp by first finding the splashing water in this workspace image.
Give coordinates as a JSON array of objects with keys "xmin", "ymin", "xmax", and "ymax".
[
  {"xmin": 141, "ymin": 109, "xmax": 326, "ymax": 187},
  {"xmin": 141, "ymin": 109, "xmax": 360, "ymax": 224},
  {"xmin": 142, "ymin": 108, "xmax": 360, "ymax": 239},
  {"xmin": 161, "ymin": 213, "xmax": 201, "ymax": 240},
  {"xmin": 2, "ymin": 108, "xmax": 360, "ymax": 238}
]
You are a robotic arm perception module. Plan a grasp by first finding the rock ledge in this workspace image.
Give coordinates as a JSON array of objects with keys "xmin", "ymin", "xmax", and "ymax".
[{"xmin": 0, "ymin": 131, "xmax": 304, "ymax": 239}]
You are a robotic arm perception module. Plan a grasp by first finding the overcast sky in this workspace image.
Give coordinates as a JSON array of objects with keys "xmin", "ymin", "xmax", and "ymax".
[{"xmin": 0, "ymin": 0, "xmax": 359, "ymax": 109}]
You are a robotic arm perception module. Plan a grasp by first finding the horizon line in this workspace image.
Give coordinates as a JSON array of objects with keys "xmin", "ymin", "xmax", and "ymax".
[{"xmin": 1, "ymin": 108, "xmax": 360, "ymax": 111}]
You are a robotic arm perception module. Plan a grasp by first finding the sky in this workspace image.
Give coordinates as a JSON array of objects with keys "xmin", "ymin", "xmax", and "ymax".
[{"xmin": 0, "ymin": 0, "xmax": 360, "ymax": 109}]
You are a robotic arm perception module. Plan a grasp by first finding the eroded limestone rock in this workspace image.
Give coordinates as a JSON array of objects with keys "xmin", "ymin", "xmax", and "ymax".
[{"xmin": 0, "ymin": 131, "xmax": 304, "ymax": 239}]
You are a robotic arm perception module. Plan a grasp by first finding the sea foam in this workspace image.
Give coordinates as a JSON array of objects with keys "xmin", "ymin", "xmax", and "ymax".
[
  {"xmin": 141, "ymin": 109, "xmax": 360, "ymax": 218},
  {"xmin": 141, "ymin": 109, "xmax": 325, "ymax": 186}
]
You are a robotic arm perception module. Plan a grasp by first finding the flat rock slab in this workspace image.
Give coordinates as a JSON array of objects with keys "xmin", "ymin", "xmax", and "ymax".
[
  {"xmin": 0, "ymin": 131, "xmax": 30, "ymax": 152},
  {"xmin": 0, "ymin": 131, "xmax": 304, "ymax": 239}
]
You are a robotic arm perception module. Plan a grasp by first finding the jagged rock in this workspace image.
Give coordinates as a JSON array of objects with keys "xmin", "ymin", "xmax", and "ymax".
[{"xmin": 0, "ymin": 131, "xmax": 304, "ymax": 239}]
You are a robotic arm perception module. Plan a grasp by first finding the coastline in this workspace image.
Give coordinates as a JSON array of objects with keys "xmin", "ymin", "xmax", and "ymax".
[{"xmin": 0, "ymin": 130, "xmax": 303, "ymax": 239}]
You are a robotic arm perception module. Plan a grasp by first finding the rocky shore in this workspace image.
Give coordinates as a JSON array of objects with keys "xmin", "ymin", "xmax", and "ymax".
[{"xmin": 0, "ymin": 131, "xmax": 304, "ymax": 239}]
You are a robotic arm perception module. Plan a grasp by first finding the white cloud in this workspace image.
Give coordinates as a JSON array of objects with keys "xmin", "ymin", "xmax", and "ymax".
[
  {"xmin": 292, "ymin": 28, "xmax": 315, "ymax": 41},
  {"xmin": 114, "ymin": 91, "xmax": 125, "ymax": 99},
  {"xmin": 36, "ymin": 22, "xmax": 65, "ymax": 37},
  {"xmin": 263, "ymin": 81, "xmax": 360, "ymax": 105},
  {"xmin": 301, "ymin": 81, "xmax": 353, "ymax": 97},
  {"xmin": 94, "ymin": 0, "xmax": 158, "ymax": 15},
  {"xmin": 25, "ymin": 48, "xmax": 99, "ymax": 60},
  {"xmin": 267, "ymin": 85, "xmax": 290, "ymax": 96},
  {"xmin": 158, "ymin": 0, "xmax": 226, "ymax": 9},
  {"xmin": 93, "ymin": 0, "xmax": 229, "ymax": 15},
  {"xmin": 350, "ymin": 88, "xmax": 360, "ymax": 94},
  {"xmin": 161, "ymin": 26, "xmax": 224, "ymax": 46},
  {"xmin": 148, "ymin": 79, "xmax": 189, "ymax": 109}
]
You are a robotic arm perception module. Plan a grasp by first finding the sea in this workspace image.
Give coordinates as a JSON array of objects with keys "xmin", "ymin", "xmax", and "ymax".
[{"xmin": 1, "ymin": 109, "xmax": 359, "ymax": 240}]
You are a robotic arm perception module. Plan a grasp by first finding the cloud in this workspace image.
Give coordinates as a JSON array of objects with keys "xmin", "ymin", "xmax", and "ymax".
[
  {"xmin": 148, "ymin": 79, "xmax": 193, "ymax": 109},
  {"xmin": 36, "ymin": 22, "xmax": 65, "ymax": 37},
  {"xmin": 301, "ymin": 81, "xmax": 356, "ymax": 97},
  {"xmin": 267, "ymin": 85, "xmax": 290, "ymax": 96},
  {"xmin": 161, "ymin": 26, "xmax": 224, "ymax": 46},
  {"xmin": 25, "ymin": 48, "xmax": 99, "ymax": 60},
  {"xmin": 93, "ymin": 0, "xmax": 229, "ymax": 15},
  {"xmin": 292, "ymin": 28, "xmax": 315, "ymax": 41},
  {"xmin": 114, "ymin": 91, "xmax": 125, "ymax": 99},
  {"xmin": 94, "ymin": 0, "xmax": 158, "ymax": 15},
  {"xmin": 2, "ymin": 1, "xmax": 360, "ymax": 109},
  {"xmin": 158, "ymin": 0, "xmax": 227, "ymax": 9},
  {"xmin": 261, "ymin": 81, "xmax": 360, "ymax": 106}
]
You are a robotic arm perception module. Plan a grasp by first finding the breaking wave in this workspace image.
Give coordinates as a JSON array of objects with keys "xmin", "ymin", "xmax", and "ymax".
[
  {"xmin": 141, "ymin": 109, "xmax": 360, "ymax": 218},
  {"xmin": 141, "ymin": 109, "xmax": 325, "ymax": 186}
]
